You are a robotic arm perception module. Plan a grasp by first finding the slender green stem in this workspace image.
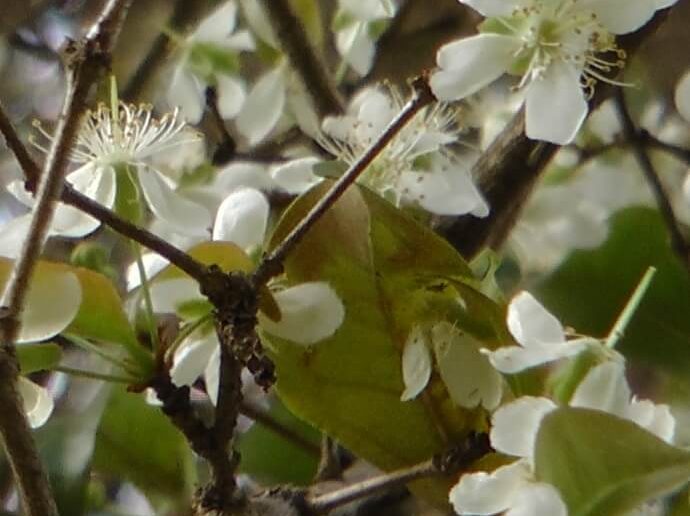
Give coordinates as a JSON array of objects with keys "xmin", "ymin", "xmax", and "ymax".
[
  {"xmin": 54, "ymin": 366, "xmax": 138, "ymax": 384},
  {"xmin": 131, "ymin": 241, "xmax": 160, "ymax": 355},
  {"xmin": 63, "ymin": 333, "xmax": 138, "ymax": 376},
  {"xmin": 605, "ymin": 267, "xmax": 657, "ymax": 349}
]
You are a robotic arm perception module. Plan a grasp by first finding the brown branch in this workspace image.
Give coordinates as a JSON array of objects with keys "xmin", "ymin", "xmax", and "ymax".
[
  {"xmin": 306, "ymin": 433, "xmax": 491, "ymax": 513},
  {"xmin": 0, "ymin": 2, "xmax": 133, "ymax": 515},
  {"xmin": 252, "ymin": 76, "xmax": 435, "ymax": 284},
  {"xmin": 641, "ymin": 130, "xmax": 690, "ymax": 166},
  {"xmin": 614, "ymin": 88, "xmax": 690, "ymax": 269},
  {"xmin": 259, "ymin": 0, "xmax": 344, "ymax": 118},
  {"xmin": 123, "ymin": 0, "xmax": 217, "ymax": 102},
  {"xmin": 437, "ymin": 7, "xmax": 678, "ymax": 259}
]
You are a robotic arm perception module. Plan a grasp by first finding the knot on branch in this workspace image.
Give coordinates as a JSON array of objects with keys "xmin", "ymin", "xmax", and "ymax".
[{"xmin": 433, "ymin": 432, "xmax": 492, "ymax": 476}]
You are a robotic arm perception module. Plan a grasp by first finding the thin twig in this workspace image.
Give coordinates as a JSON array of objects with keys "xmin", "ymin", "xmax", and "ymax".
[
  {"xmin": 641, "ymin": 129, "xmax": 690, "ymax": 167},
  {"xmin": 239, "ymin": 401, "xmax": 321, "ymax": 458},
  {"xmin": 0, "ymin": 2, "xmax": 133, "ymax": 514},
  {"xmin": 252, "ymin": 76, "xmax": 435, "ymax": 284},
  {"xmin": 306, "ymin": 433, "xmax": 491, "ymax": 513},
  {"xmin": 259, "ymin": 0, "xmax": 344, "ymax": 118},
  {"xmin": 206, "ymin": 86, "xmax": 237, "ymax": 165},
  {"xmin": 615, "ymin": 88, "xmax": 690, "ymax": 269}
]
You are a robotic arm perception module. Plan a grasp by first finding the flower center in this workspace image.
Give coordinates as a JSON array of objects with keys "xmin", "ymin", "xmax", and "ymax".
[{"xmin": 500, "ymin": 0, "xmax": 627, "ymax": 97}]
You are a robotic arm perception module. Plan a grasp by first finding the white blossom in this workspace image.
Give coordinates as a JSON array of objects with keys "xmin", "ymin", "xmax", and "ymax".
[
  {"xmin": 674, "ymin": 69, "xmax": 690, "ymax": 124},
  {"xmin": 431, "ymin": 0, "xmax": 677, "ymax": 144},
  {"xmin": 334, "ymin": 0, "xmax": 396, "ymax": 76},
  {"xmin": 9, "ymin": 102, "xmax": 210, "ymax": 239},
  {"xmin": 319, "ymin": 85, "xmax": 488, "ymax": 216},
  {"xmin": 166, "ymin": 1, "xmax": 254, "ymax": 123},
  {"xmin": 484, "ymin": 291, "xmax": 592, "ymax": 373}
]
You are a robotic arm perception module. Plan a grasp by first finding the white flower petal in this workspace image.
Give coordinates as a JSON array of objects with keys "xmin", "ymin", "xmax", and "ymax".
[
  {"xmin": 400, "ymin": 326, "xmax": 432, "ymax": 401},
  {"xmin": 430, "ymin": 34, "xmax": 520, "ymax": 100},
  {"xmin": 171, "ymin": 332, "xmax": 218, "ymax": 387},
  {"xmin": 138, "ymin": 168, "xmax": 211, "ymax": 236},
  {"xmin": 400, "ymin": 163, "xmax": 489, "ymax": 217},
  {"xmin": 336, "ymin": 23, "xmax": 375, "ymax": 76},
  {"xmin": 148, "ymin": 277, "xmax": 204, "ymax": 314},
  {"xmin": 214, "ymin": 162, "xmax": 274, "ymax": 192},
  {"xmin": 236, "ymin": 66, "xmax": 286, "ymax": 145},
  {"xmin": 10, "ymin": 269, "xmax": 82, "ymax": 344},
  {"xmin": 217, "ymin": 75, "xmax": 246, "ymax": 119},
  {"xmin": 581, "ymin": 0, "xmax": 657, "ymax": 34},
  {"xmin": 340, "ymin": 0, "xmax": 395, "ymax": 20},
  {"xmin": 0, "ymin": 215, "xmax": 31, "ymax": 258},
  {"xmin": 571, "ymin": 360, "xmax": 631, "ymax": 416},
  {"xmin": 505, "ymin": 482, "xmax": 567, "ymax": 516},
  {"xmin": 126, "ymin": 253, "xmax": 170, "ymax": 291},
  {"xmin": 490, "ymin": 396, "xmax": 556, "ymax": 459},
  {"xmin": 674, "ymin": 71, "xmax": 690, "ymax": 124},
  {"xmin": 17, "ymin": 377, "xmax": 54, "ymax": 428},
  {"xmin": 168, "ymin": 69, "xmax": 204, "ymax": 124},
  {"xmin": 636, "ymin": 402, "xmax": 675, "ymax": 443},
  {"xmin": 507, "ymin": 291, "xmax": 565, "ymax": 347},
  {"xmin": 487, "ymin": 339, "xmax": 588, "ymax": 373},
  {"xmin": 204, "ymin": 346, "xmax": 221, "ymax": 405},
  {"xmin": 258, "ymin": 282, "xmax": 345, "ymax": 345},
  {"xmin": 525, "ymin": 61, "xmax": 588, "ymax": 144},
  {"xmin": 213, "ymin": 187, "xmax": 269, "ymax": 249},
  {"xmin": 449, "ymin": 460, "xmax": 531, "ymax": 515},
  {"xmin": 6, "ymin": 179, "xmax": 35, "ymax": 207},
  {"xmin": 53, "ymin": 165, "xmax": 116, "ymax": 238},
  {"xmin": 433, "ymin": 323, "xmax": 502, "ymax": 410},
  {"xmin": 195, "ymin": 1, "xmax": 238, "ymax": 43},
  {"xmin": 270, "ymin": 157, "xmax": 321, "ymax": 195},
  {"xmin": 460, "ymin": 0, "xmax": 525, "ymax": 17}
]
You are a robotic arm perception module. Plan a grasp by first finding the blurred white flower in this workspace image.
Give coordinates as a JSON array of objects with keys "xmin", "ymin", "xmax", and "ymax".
[
  {"xmin": 431, "ymin": 0, "xmax": 676, "ymax": 144},
  {"xmin": 0, "ymin": 267, "xmax": 82, "ymax": 428},
  {"xmin": 484, "ymin": 291, "xmax": 592, "ymax": 373},
  {"xmin": 319, "ymin": 85, "xmax": 488, "ymax": 216},
  {"xmin": 12, "ymin": 102, "xmax": 211, "ymax": 237},
  {"xmin": 334, "ymin": 0, "xmax": 396, "ymax": 76},
  {"xmin": 166, "ymin": 0, "xmax": 255, "ymax": 123}
]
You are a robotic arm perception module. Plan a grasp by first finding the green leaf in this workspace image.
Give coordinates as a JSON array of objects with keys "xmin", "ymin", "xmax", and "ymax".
[
  {"xmin": 238, "ymin": 400, "xmax": 320, "ymax": 485},
  {"xmin": 157, "ymin": 241, "xmax": 254, "ymax": 281},
  {"xmin": 265, "ymin": 183, "xmax": 506, "ymax": 503},
  {"xmin": 93, "ymin": 387, "xmax": 195, "ymax": 501},
  {"xmin": 537, "ymin": 208, "xmax": 690, "ymax": 377},
  {"xmin": 17, "ymin": 342, "xmax": 62, "ymax": 374},
  {"xmin": 189, "ymin": 42, "xmax": 240, "ymax": 79},
  {"xmin": 313, "ymin": 159, "xmax": 348, "ymax": 179},
  {"xmin": 535, "ymin": 407, "xmax": 690, "ymax": 516}
]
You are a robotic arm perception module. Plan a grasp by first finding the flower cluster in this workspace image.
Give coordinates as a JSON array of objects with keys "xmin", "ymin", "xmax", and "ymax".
[{"xmin": 318, "ymin": 85, "xmax": 489, "ymax": 217}]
